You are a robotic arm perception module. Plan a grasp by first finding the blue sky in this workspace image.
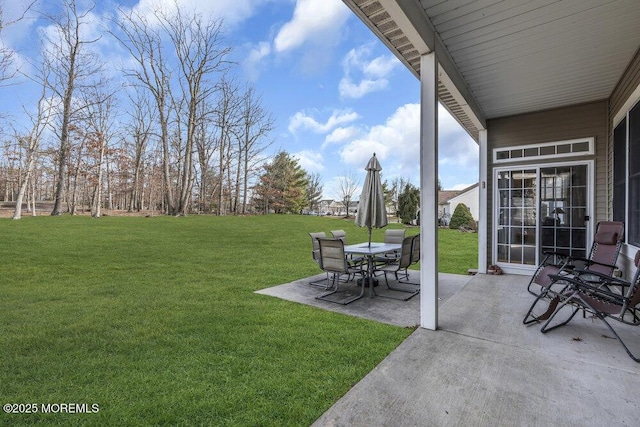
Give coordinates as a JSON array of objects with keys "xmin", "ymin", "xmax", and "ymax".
[{"xmin": 0, "ymin": 0, "xmax": 478, "ymax": 199}]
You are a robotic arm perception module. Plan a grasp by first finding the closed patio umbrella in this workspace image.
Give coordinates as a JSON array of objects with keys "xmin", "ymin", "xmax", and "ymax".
[{"xmin": 355, "ymin": 153, "xmax": 388, "ymax": 247}]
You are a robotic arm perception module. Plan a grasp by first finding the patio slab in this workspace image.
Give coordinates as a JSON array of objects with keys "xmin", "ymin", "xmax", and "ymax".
[
  {"xmin": 255, "ymin": 271, "xmax": 472, "ymax": 327},
  {"xmin": 258, "ymin": 272, "xmax": 640, "ymax": 425},
  {"xmin": 310, "ymin": 273, "xmax": 640, "ymax": 426}
]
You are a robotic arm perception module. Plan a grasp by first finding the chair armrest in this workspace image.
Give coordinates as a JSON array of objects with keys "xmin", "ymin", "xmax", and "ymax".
[
  {"xmin": 572, "ymin": 268, "xmax": 629, "ymax": 286},
  {"xmin": 548, "ymin": 273, "xmax": 628, "ymax": 304},
  {"xmin": 572, "ymin": 281, "xmax": 627, "ymax": 304}
]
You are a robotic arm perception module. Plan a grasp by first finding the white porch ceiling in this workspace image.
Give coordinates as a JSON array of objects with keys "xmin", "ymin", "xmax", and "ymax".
[{"xmin": 343, "ymin": 0, "xmax": 640, "ymax": 141}]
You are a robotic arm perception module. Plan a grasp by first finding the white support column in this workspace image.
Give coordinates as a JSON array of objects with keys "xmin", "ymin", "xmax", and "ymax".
[
  {"xmin": 478, "ymin": 129, "xmax": 488, "ymax": 274},
  {"xmin": 420, "ymin": 52, "xmax": 438, "ymax": 330}
]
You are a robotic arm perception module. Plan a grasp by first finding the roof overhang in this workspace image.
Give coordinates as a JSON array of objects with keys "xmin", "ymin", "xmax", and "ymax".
[{"xmin": 343, "ymin": 0, "xmax": 640, "ymax": 142}]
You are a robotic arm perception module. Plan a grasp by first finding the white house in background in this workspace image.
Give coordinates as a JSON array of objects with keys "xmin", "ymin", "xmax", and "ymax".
[
  {"xmin": 446, "ymin": 183, "xmax": 479, "ymax": 221},
  {"xmin": 438, "ymin": 184, "xmax": 479, "ymax": 224}
]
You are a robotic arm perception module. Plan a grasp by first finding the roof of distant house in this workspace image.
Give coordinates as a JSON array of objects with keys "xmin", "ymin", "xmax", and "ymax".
[{"xmin": 439, "ymin": 183, "xmax": 479, "ymax": 204}]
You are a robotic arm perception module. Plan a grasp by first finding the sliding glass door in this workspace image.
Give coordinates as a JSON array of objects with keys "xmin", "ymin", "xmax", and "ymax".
[{"xmin": 495, "ymin": 163, "xmax": 590, "ymax": 272}]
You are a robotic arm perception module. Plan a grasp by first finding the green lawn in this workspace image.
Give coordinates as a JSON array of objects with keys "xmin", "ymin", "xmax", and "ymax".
[{"xmin": 0, "ymin": 215, "xmax": 477, "ymax": 426}]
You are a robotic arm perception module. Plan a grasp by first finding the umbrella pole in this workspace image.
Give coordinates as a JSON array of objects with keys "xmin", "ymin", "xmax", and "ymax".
[{"xmin": 368, "ymin": 227, "xmax": 372, "ymax": 247}]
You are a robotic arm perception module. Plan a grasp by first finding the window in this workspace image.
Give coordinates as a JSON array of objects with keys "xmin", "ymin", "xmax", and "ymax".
[
  {"xmin": 493, "ymin": 138, "xmax": 593, "ymax": 163},
  {"xmin": 613, "ymin": 102, "xmax": 640, "ymax": 247}
]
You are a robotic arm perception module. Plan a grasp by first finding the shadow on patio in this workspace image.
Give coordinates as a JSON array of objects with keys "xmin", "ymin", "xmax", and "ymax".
[{"xmin": 257, "ymin": 272, "xmax": 640, "ymax": 425}]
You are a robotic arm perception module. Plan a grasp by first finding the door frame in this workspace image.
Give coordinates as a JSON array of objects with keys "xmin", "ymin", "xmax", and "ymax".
[{"xmin": 492, "ymin": 159, "xmax": 595, "ymax": 275}]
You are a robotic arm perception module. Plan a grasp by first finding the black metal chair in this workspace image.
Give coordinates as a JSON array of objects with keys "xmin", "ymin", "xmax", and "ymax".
[
  {"xmin": 524, "ymin": 222, "xmax": 624, "ymax": 325},
  {"xmin": 535, "ymin": 250, "xmax": 640, "ymax": 362},
  {"xmin": 526, "ymin": 221, "xmax": 624, "ymax": 296}
]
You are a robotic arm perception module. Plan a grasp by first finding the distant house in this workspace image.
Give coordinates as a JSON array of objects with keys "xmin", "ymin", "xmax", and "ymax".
[
  {"xmin": 438, "ymin": 184, "xmax": 479, "ymax": 224},
  {"xmin": 316, "ymin": 199, "xmax": 358, "ymax": 216}
]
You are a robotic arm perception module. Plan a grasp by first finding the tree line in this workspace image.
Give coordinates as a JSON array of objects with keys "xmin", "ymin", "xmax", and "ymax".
[
  {"xmin": 0, "ymin": 0, "xmax": 275, "ymax": 218},
  {"xmin": 0, "ymin": 1, "xmax": 425, "ymax": 220}
]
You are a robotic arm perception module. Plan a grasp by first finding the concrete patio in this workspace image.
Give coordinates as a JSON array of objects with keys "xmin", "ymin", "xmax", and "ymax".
[{"xmin": 257, "ymin": 272, "xmax": 640, "ymax": 426}]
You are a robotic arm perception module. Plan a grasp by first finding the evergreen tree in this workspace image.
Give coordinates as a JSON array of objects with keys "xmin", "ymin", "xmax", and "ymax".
[
  {"xmin": 397, "ymin": 183, "xmax": 419, "ymax": 224},
  {"xmin": 449, "ymin": 203, "xmax": 475, "ymax": 229},
  {"xmin": 253, "ymin": 151, "xmax": 308, "ymax": 214}
]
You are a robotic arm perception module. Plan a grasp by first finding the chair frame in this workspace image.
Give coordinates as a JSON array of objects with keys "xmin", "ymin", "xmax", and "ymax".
[
  {"xmin": 377, "ymin": 229, "xmax": 406, "ymax": 260},
  {"xmin": 526, "ymin": 221, "xmax": 624, "ymax": 296},
  {"xmin": 374, "ymin": 235, "xmax": 420, "ymax": 300},
  {"xmin": 315, "ymin": 238, "xmax": 364, "ymax": 305},
  {"xmin": 309, "ymin": 232, "xmax": 329, "ymax": 288},
  {"xmin": 523, "ymin": 222, "xmax": 624, "ymax": 325},
  {"xmin": 535, "ymin": 251, "xmax": 640, "ymax": 362}
]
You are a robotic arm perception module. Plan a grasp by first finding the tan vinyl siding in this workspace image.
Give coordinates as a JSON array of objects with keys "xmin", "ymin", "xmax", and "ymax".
[
  {"xmin": 485, "ymin": 101, "xmax": 608, "ymax": 264},
  {"xmin": 610, "ymin": 46, "xmax": 640, "ymax": 118}
]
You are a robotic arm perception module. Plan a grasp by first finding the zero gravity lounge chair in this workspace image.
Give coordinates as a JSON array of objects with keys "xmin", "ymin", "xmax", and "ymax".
[
  {"xmin": 536, "ymin": 250, "xmax": 640, "ymax": 362},
  {"xmin": 523, "ymin": 221, "xmax": 624, "ymax": 325},
  {"xmin": 526, "ymin": 221, "xmax": 624, "ymax": 296}
]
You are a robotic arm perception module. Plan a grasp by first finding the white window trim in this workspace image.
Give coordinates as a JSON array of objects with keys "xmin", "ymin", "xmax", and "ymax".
[
  {"xmin": 493, "ymin": 137, "xmax": 594, "ymax": 164},
  {"xmin": 613, "ymin": 83, "xmax": 640, "ymax": 127},
  {"xmin": 492, "ymin": 159, "xmax": 595, "ymax": 275}
]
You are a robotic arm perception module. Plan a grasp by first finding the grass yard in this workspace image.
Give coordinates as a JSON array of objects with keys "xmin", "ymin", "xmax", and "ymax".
[{"xmin": 0, "ymin": 215, "xmax": 477, "ymax": 426}]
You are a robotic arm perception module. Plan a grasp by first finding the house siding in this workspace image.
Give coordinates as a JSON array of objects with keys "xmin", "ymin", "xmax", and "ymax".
[
  {"xmin": 485, "ymin": 101, "xmax": 608, "ymax": 267},
  {"xmin": 610, "ymin": 46, "xmax": 640, "ymax": 118}
]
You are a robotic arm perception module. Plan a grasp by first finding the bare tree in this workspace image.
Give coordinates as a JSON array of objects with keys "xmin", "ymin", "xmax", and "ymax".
[
  {"xmin": 115, "ymin": 3, "xmax": 232, "ymax": 215},
  {"xmin": 43, "ymin": 0, "xmax": 104, "ymax": 215},
  {"xmin": 234, "ymin": 84, "xmax": 274, "ymax": 214},
  {"xmin": 114, "ymin": 6, "xmax": 175, "ymax": 214},
  {"xmin": 213, "ymin": 76, "xmax": 241, "ymax": 215},
  {"xmin": 84, "ymin": 85, "xmax": 116, "ymax": 218},
  {"xmin": 124, "ymin": 88, "xmax": 155, "ymax": 212},
  {"xmin": 337, "ymin": 170, "xmax": 359, "ymax": 217},
  {"xmin": 12, "ymin": 70, "xmax": 53, "ymax": 219},
  {"xmin": 162, "ymin": 6, "xmax": 231, "ymax": 215},
  {"xmin": 0, "ymin": 1, "xmax": 36, "ymax": 86}
]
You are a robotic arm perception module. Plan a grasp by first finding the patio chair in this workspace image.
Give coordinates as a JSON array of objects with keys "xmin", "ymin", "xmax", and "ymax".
[
  {"xmin": 309, "ymin": 232, "xmax": 329, "ymax": 288},
  {"xmin": 523, "ymin": 221, "xmax": 624, "ymax": 325},
  {"xmin": 315, "ymin": 237, "xmax": 365, "ymax": 305},
  {"xmin": 374, "ymin": 229, "xmax": 406, "ymax": 265},
  {"xmin": 536, "ymin": 250, "xmax": 640, "ymax": 362},
  {"xmin": 398, "ymin": 234, "xmax": 420, "ymax": 285},
  {"xmin": 374, "ymin": 235, "xmax": 420, "ymax": 300},
  {"xmin": 330, "ymin": 229, "xmax": 364, "ymax": 270},
  {"xmin": 526, "ymin": 221, "xmax": 624, "ymax": 296}
]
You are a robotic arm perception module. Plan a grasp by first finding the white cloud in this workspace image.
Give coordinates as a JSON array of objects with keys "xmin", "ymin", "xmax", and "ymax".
[
  {"xmin": 338, "ymin": 78, "xmax": 388, "ymax": 99},
  {"xmin": 339, "ymin": 103, "xmax": 420, "ymax": 178},
  {"xmin": 127, "ymin": 0, "xmax": 267, "ymax": 28},
  {"xmin": 242, "ymin": 41, "xmax": 271, "ymax": 81},
  {"xmin": 293, "ymin": 150, "xmax": 324, "ymax": 173},
  {"xmin": 288, "ymin": 109, "xmax": 359, "ymax": 134},
  {"xmin": 273, "ymin": 0, "xmax": 350, "ymax": 54},
  {"xmin": 324, "ymin": 126, "xmax": 360, "ymax": 145},
  {"xmin": 437, "ymin": 104, "xmax": 478, "ymax": 170},
  {"xmin": 339, "ymin": 45, "xmax": 400, "ymax": 99}
]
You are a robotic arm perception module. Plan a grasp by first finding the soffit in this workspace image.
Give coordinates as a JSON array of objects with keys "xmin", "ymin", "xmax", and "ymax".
[{"xmin": 344, "ymin": 0, "xmax": 640, "ymax": 142}]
